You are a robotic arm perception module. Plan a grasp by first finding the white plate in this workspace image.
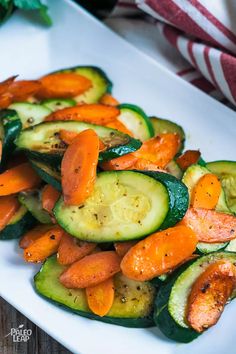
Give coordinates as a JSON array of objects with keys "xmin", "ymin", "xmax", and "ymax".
[{"xmin": 0, "ymin": 1, "xmax": 236, "ymax": 353}]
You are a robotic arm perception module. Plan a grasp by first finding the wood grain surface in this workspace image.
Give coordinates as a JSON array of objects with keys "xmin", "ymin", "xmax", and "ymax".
[{"xmin": 0, "ymin": 297, "xmax": 71, "ymax": 354}]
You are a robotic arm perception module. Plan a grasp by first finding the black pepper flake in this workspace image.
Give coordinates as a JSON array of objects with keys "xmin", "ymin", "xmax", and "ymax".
[{"xmin": 50, "ymin": 235, "xmax": 56, "ymax": 240}]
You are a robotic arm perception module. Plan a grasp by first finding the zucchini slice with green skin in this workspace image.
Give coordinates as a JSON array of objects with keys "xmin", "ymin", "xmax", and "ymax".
[
  {"xmin": 54, "ymin": 66, "xmax": 112, "ymax": 104},
  {"xmin": 34, "ymin": 256, "xmax": 156, "ymax": 328},
  {"xmin": 206, "ymin": 161, "xmax": 236, "ymax": 214},
  {"xmin": 117, "ymin": 104, "xmax": 154, "ymax": 141},
  {"xmin": 154, "ymin": 251, "xmax": 236, "ymax": 342},
  {"xmin": 54, "ymin": 171, "xmax": 188, "ymax": 242},
  {"xmin": 225, "ymin": 238, "xmax": 236, "ymax": 252},
  {"xmin": 30, "ymin": 159, "xmax": 61, "ymax": 192},
  {"xmin": 0, "ymin": 206, "xmax": 36, "ymax": 240},
  {"xmin": 42, "ymin": 98, "xmax": 76, "ymax": 111},
  {"xmin": 166, "ymin": 160, "xmax": 183, "ymax": 179},
  {"xmin": 196, "ymin": 242, "xmax": 229, "ymax": 254},
  {"xmin": 150, "ymin": 117, "xmax": 185, "ymax": 151},
  {"xmin": 15, "ymin": 121, "xmax": 142, "ymax": 165},
  {"xmin": 9, "ymin": 102, "xmax": 52, "ymax": 129},
  {"xmin": 19, "ymin": 191, "xmax": 51, "ymax": 224},
  {"xmin": 0, "ymin": 109, "xmax": 22, "ymax": 170}
]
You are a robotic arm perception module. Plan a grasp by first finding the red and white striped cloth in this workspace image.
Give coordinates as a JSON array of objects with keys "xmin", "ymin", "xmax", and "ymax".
[{"xmin": 106, "ymin": 0, "xmax": 236, "ymax": 108}]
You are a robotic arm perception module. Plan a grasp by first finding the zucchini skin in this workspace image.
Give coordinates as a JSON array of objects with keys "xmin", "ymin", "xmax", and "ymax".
[
  {"xmin": 0, "ymin": 109, "xmax": 22, "ymax": 171},
  {"xmin": 30, "ymin": 160, "xmax": 62, "ymax": 192},
  {"xmin": 0, "ymin": 211, "xmax": 36, "ymax": 240},
  {"xmin": 141, "ymin": 171, "xmax": 189, "ymax": 229}
]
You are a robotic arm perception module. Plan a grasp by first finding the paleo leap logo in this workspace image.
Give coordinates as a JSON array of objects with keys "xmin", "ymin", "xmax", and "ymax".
[{"xmin": 5, "ymin": 324, "xmax": 32, "ymax": 342}]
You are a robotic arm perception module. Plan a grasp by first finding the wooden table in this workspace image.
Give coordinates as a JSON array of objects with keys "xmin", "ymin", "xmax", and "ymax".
[{"xmin": 0, "ymin": 297, "xmax": 71, "ymax": 354}]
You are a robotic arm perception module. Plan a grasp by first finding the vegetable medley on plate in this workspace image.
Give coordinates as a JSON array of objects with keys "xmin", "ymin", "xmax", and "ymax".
[{"xmin": 0, "ymin": 66, "xmax": 236, "ymax": 343}]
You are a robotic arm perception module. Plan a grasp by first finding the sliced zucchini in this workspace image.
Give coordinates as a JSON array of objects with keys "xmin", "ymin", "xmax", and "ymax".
[
  {"xmin": 42, "ymin": 98, "xmax": 76, "ymax": 111},
  {"xmin": 34, "ymin": 256, "xmax": 156, "ymax": 328},
  {"xmin": 117, "ymin": 104, "xmax": 154, "ymax": 141},
  {"xmin": 55, "ymin": 66, "xmax": 112, "ymax": 104},
  {"xmin": 196, "ymin": 242, "xmax": 228, "ymax": 254},
  {"xmin": 54, "ymin": 171, "xmax": 188, "ymax": 242},
  {"xmin": 0, "ymin": 109, "xmax": 22, "ymax": 170},
  {"xmin": 30, "ymin": 159, "xmax": 61, "ymax": 192},
  {"xmin": 9, "ymin": 102, "xmax": 51, "ymax": 129},
  {"xmin": 19, "ymin": 190, "xmax": 51, "ymax": 224},
  {"xmin": 182, "ymin": 164, "xmax": 231, "ymax": 214},
  {"xmin": 0, "ymin": 205, "xmax": 36, "ymax": 240},
  {"xmin": 154, "ymin": 251, "xmax": 236, "ymax": 342},
  {"xmin": 15, "ymin": 121, "xmax": 141, "ymax": 164},
  {"xmin": 225, "ymin": 238, "xmax": 236, "ymax": 252},
  {"xmin": 206, "ymin": 161, "xmax": 236, "ymax": 214},
  {"xmin": 150, "ymin": 117, "xmax": 185, "ymax": 151},
  {"xmin": 166, "ymin": 160, "xmax": 183, "ymax": 179}
]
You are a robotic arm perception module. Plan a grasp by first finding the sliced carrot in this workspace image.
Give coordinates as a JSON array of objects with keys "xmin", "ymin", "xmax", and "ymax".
[
  {"xmin": 24, "ymin": 225, "xmax": 64, "ymax": 262},
  {"xmin": 182, "ymin": 207, "xmax": 236, "ymax": 243},
  {"xmin": 45, "ymin": 104, "xmax": 120, "ymax": 125},
  {"xmin": 0, "ymin": 196, "xmax": 20, "ymax": 231},
  {"xmin": 191, "ymin": 173, "xmax": 221, "ymax": 209},
  {"xmin": 8, "ymin": 80, "xmax": 42, "ymax": 101},
  {"xmin": 60, "ymin": 251, "xmax": 121, "ymax": 288},
  {"xmin": 114, "ymin": 241, "xmax": 138, "ymax": 257},
  {"xmin": 132, "ymin": 158, "xmax": 166, "ymax": 172},
  {"xmin": 57, "ymin": 232, "xmax": 97, "ymax": 265},
  {"xmin": 106, "ymin": 119, "xmax": 133, "ymax": 136},
  {"xmin": 176, "ymin": 150, "xmax": 201, "ymax": 171},
  {"xmin": 61, "ymin": 129, "xmax": 99, "ymax": 205},
  {"xmin": 86, "ymin": 277, "xmax": 115, "ymax": 317},
  {"xmin": 187, "ymin": 260, "xmax": 236, "ymax": 332},
  {"xmin": 37, "ymin": 73, "xmax": 92, "ymax": 99},
  {"xmin": 0, "ymin": 93, "xmax": 12, "ymax": 109},
  {"xmin": 19, "ymin": 224, "xmax": 53, "ymax": 249},
  {"xmin": 0, "ymin": 76, "xmax": 17, "ymax": 95},
  {"xmin": 99, "ymin": 94, "xmax": 119, "ymax": 106},
  {"xmin": 59, "ymin": 129, "xmax": 105, "ymax": 151},
  {"xmin": 120, "ymin": 225, "xmax": 198, "ymax": 281},
  {"xmin": 101, "ymin": 154, "xmax": 138, "ymax": 171},
  {"xmin": 0, "ymin": 163, "xmax": 41, "ymax": 196},
  {"xmin": 41, "ymin": 184, "xmax": 60, "ymax": 216}
]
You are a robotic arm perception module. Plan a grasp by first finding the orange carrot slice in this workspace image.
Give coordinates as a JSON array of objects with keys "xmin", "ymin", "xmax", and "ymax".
[
  {"xmin": 61, "ymin": 129, "xmax": 99, "ymax": 205},
  {"xmin": 86, "ymin": 277, "xmax": 115, "ymax": 317},
  {"xmin": 37, "ymin": 73, "xmax": 92, "ymax": 99},
  {"xmin": 24, "ymin": 226, "xmax": 64, "ymax": 262},
  {"xmin": 0, "ymin": 76, "xmax": 17, "ymax": 95},
  {"xmin": 99, "ymin": 94, "xmax": 119, "ymax": 106},
  {"xmin": 0, "ymin": 163, "xmax": 41, "ymax": 196},
  {"xmin": 41, "ymin": 184, "xmax": 60, "ymax": 215},
  {"xmin": 121, "ymin": 225, "xmax": 197, "ymax": 281},
  {"xmin": 19, "ymin": 224, "xmax": 53, "ymax": 249},
  {"xmin": 176, "ymin": 150, "xmax": 201, "ymax": 171},
  {"xmin": 191, "ymin": 173, "xmax": 221, "ymax": 209},
  {"xmin": 59, "ymin": 129, "xmax": 105, "ymax": 151},
  {"xmin": 8, "ymin": 80, "xmax": 42, "ymax": 101},
  {"xmin": 60, "ymin": 251, "xmax": 121, "ymax": 288},
  {"xmin": 132, "ymin": 158, "xmax": 166, "ymax": 172},
  {"xmin": 45, "ymin": 104, "xmax": 120, "ymax": 125},
  {"xmin": 0, "ymin": 93, "xmax": 12, "ymax": 109},
  {"xmin": 187, "ymin": 260, "xmax": 236, "ymax": 332},
  {"xmin": 57, "ymin": 232, "xmax": 97, "ymax": 265},
  {"xmin": 181, "ymin": 207, "xmax": 236, "ymax": 243},
  {"xmin": 106, "ymin": 119, "xmax": 133, "ymax": 136},
  {"xmin": 101, "ymin": 154, "xmax": 138, "ymax": 171},
  {"xmin": 0, "ymin": 196, "xmax": 20, "ymax": 231},
  {"xmin": 114, "ymin": 241, "xmax": 138, "ymax": 257}
]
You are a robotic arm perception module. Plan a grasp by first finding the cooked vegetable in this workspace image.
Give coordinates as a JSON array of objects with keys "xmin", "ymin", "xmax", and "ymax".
[
  {"xmin": 30, "ymin": 159, "xmax": 61, "ymax": 191},
  {"xmin": 86, "ymin": 277, "xmax": 114, "ymax": 317},
  {"xmin": 9, "ymin": 103, "xmax": 51, "ymax": 129},
  {"xmin": 41, "ymin": 184, "xmax": 60, "ymax": 216},
  {"xmin": 34, "ymin": 256, "xmax": 156, "ymax": 327},
  {"xmin": 154, "ymin": 252, "xmax": 236, "ymax": 342},
  {"xmin": 0, "ymin": 109, "xmax": 22, "ymax": 170},
  {"xmin": 60, "ymin": 251, "xmax": 121, "ymax": 288},
  {"xmin": 0, "ymin": 195, "xmax": 20, "ymax": 231},
  {"xmin": 61, "ymin": 129, "xmax": 99, "ymax": 205},
  {"xmin": 114, "ymin": 241, "xmax": 137, "ymax": 257},
  {"xmin": 36, "ymin": 72, "xmax": 92, "ymax": 99},
  {"xmin": 206, "ymin": 161, "xmax": 236, "ymax": 214},
  {"xmin": 105, "ymin": 119, "xmax": 134, "ymax": 136},
  {"xmin": 196, "ymin": 241, "xmax": 229, "ymax": 254},
  {"xmin": 100, "ymin": 94, "xmax": 119, "ymax": 106},
  {"xmin": 182, "ymin": 207, "xmax": 236, "ymax": 243},
  {"xmin": 121, "ymin": 225, "xmax": 197, "ymax": 281},
  {"xmin": 15, "ymin": 121, "xmax": 141, "ymax": 164},
  {"xmin": 117, "ymin": 104, "xmax": 154, "ymax": 141},
  {"xmin": 46, "ymin": 104, "xmax": 120, "ymax": 125},
  {"xmin": 19, "ymin": 224, "xmax": 53, "ymax": 249},
  {"xmin": 166, "ymin": 160, "xmax": 183, "ymax": 179},
  {"xmin": 0, "ymin": 163, "xmax": 41, "ymax": 196},
  {"xmin": 8, "ymin": 80, "xmax": 41, "ymax": 101},
  {"xmin": 19, "ymin": 190, "xmax": 51, "ymax": 224},
  {"xmin": 54, "ymin": 171, "xmax": 188, "ymax": 242},
  {"xmin": 24, "ymin": 225, "xmax": 64, "ymax": 262},
  {"xmin": 57, "ymin": 232, "xmax": 96, "ymax": 265},
  {"xmin": 42, "ymin": 98, "xmax": 76, "ymax": 111},
  {"xmin": 191, "ymin": 173, "xmax": 221, "ymax": 209},
  {"xmin": 186, "ymin": 260, "xmax": 236, "ymax": 332},
  {"xmin": 176, "ymin": 150, "xmax": 201, "ymax": 171}
]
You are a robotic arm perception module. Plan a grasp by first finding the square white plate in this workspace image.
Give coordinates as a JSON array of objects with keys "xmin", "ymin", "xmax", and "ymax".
[{"xmin": 0, "ymin": 1, "xmax": 236, "ymax": 353}]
